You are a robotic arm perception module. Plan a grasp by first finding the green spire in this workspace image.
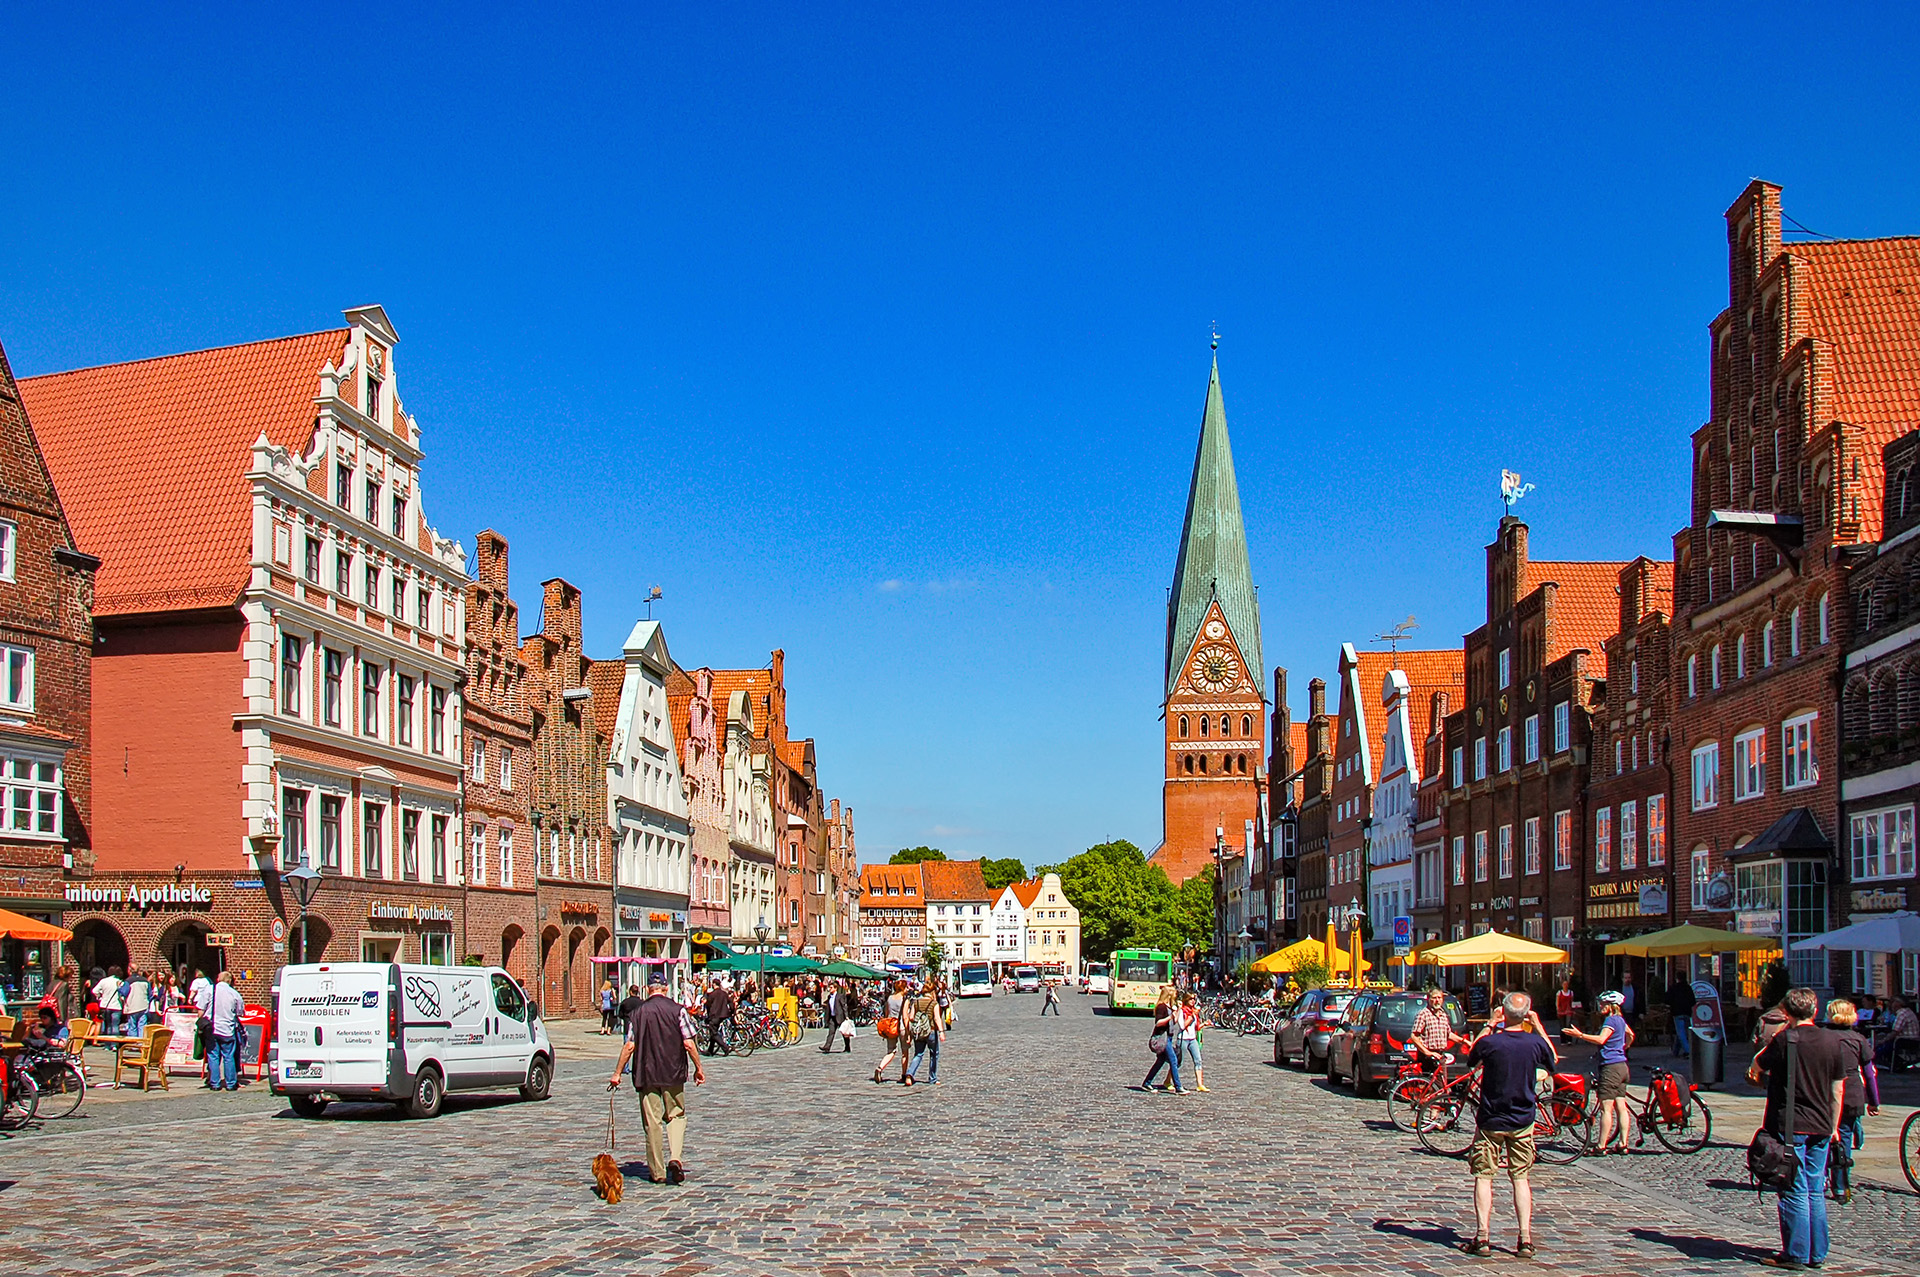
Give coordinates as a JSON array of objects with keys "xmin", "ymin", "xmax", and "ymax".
[{"xmin": 1166, "ymin": 354, "xmax": 1263, "ymax": 700}]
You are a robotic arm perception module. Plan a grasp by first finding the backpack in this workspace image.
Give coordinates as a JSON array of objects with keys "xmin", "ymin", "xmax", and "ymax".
[
  {"xmin": 1747, "ymin": 1029, "xmax": 1800, "ymax": 1194},
  {"xmin": 908, "ymin": 1001, "xmax": 935, "ymax": 1039}
]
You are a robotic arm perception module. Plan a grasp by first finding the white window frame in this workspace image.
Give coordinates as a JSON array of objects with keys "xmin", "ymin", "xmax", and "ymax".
[
  {"xmin": 1473, "ymin": 831, "xmax": 1489, "ymax": 882},
  {"xmin": 1553, "ymin": 702, "xmax": 1570, "ymax": 753},
  {"xmin": 1790, "ymin": 607, "xmax": 1802, "ymax": 656},
  {"xmin": 0, "ymin": 751, "xmax": 63, "ymax": 838},
  {"xmin": 1451, "ymin": 836, "xmax": 1466, "ymax": 886},
  {"xmin": 1497, "ymin": 824, "xmax": 1514, "ymax": 879},
  {"xmin": 1497, "ymin": 648, "xmax": 1511, "ymax": 689},
  {"xmin": 1473, "ymin": 737, "xmax": 1487, "ymax": 781},
  {"xmin": 1849, "ymin": 804, "xmax": 1916, "ymax": 883},
  {"xmin": 1711, "ymin": 643, "xmax": 1723, "ymax": 689},
  {"xmin": 1647, "ymin": 794, "xmax": 1667, "ymax": 867},
  {"xmin": 1594, "ymin": 806, "xmax": 1612, "ymax": 873},
  {"xmin": 1523, "ymin": 817, "xmax": 1540, "ymax": 875},
  {"xmin": 1524, "ymin": 715, "xmax": 1539, "ymax": 763},
  {"xmin": 1450, "ymin": 746, "xmax": 1463, "ymax": 788},
  {"xmin": 1782, "ymin": 712, "xmax": 1817, "ymax": 791},
  {"xmin": 0, "ymin": 520, "xmax": 14, "ymax": 582},
  {"xmin": 470, "ymin": 740, "xmax": 486, "ymax": 785},
  {"xmin": 1691, "ymin": 741, "xmax": 1720, "ymax": 811},
  {"xmin": 501, "ymin": 828, "xmax": 514, "ymax": 887},
  {"xmin": 1, "ymin": 645, "xmax": 34, "ymax": 713},
  {"xmin": 500, "ymin": 746, "xmax": 512, "ymax": 791},
  {"xmin": 1736, "ymin": 633, "xmax": 1747, "ymax": 679},
  {"xmin": 1733, "ymin": 728, "xmax": 1766, "ymax": 803},
  {"xmin": 1619, "ymin": 800, "xmax": 1637, "ymax": 870},
  {"xmin": 1690, "ymin": 847, "xmax": 1712, "ymax": 910},
  {"xmin": 1553, "ymin": 809, "xmax": 1571, "ymax": 870},
  {"xmin": 470, "ymin": 824, "xmax": 487, "ymax": 886},
  {"xmin": 1763, "ymin": 621, "xmax": 1775, "ymax": 667},
  {"xmin": 1497, "ymin": 726, "xmax": 1512, "ymax": 773},
  {"xmin": 1687, "ymin": 653, "xmax": 1698, "ymax": 698}
]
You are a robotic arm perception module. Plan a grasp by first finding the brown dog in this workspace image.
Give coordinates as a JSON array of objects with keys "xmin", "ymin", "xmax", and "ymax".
[{"xmin": 592, "ymin": 1151, "xmax": 623, "ymax": 1203}]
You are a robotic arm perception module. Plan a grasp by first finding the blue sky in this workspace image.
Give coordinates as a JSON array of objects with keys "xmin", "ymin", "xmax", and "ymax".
[{"xmin": 6, "ymin": 6, "xmax": 1920, "ymax": 869}]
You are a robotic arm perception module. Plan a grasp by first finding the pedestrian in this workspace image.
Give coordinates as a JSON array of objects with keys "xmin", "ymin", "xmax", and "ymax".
[
  {"xmin": 92, "ymin": 965, "xmax": 126, "ymax": 1037},
  {"xmin": 701, "ymin": 980, "xmax": 734, "ymax": 1052},
  {"xmin": 606, "ymin": 967, "xmax": 705, "ymax": 1185},
  {"xmin": 1746, "ymin": 987, "xmax": 1848, "ymax": 1270},
  {"xmin": 1824, "ymin": 998, "xmax": 1879, "ymax": 1205},
  {"xmin": 598, "ymin": 979, "xmax": 616, "ymax": 1035},
  {"xmin": 905, "ymin": 979, "xmax": 945, "ymax": 1085},
  {"xmin": 1564, "ymin": 990, "xmax": 1634, "ymax": 1153},
  {"xmin": 620, "ymin": 982, "xmax": 644, "ymax": 1023},
  {"xmin": 122, "ymin": 968, "xmax": 153, "ymax": 1038},
  {"xmin": 1459, "ymin": 991, "xmax": 1557, "ymax": 1259},
  {"xmin": 190, "ymin": 968, "xmax": 216, "ymax": 1084},
  {"xmin": 871, "ymin": 979, "xmax": 914, "ymax": 1083},
  {"xmin": 1667, "ymin": 969, "xmax": 1696, "ymax": 1057},
  {"xmin": 1619, "ymin": 971, "xmax": 1638, "ymax": 1023},
  {"xmin": 1552, "ymin": 976, "xmax": 1578, "ymax": 1031},
  {"xmin": 1040, "ymin": 979, "xmax": 1061, "ymax": 1016},
  {"xmin": 1141, "ymin": 987, "xmax": 1185, "ymax": 1094},
  {"xmin": 1179, "ymin": 990, "xmax": 1209, "ymax": 1092},
  {"xmin": 149, "ymin": 969, "xmax": 175, "ymax": 1016},
  {"xmin": 1875, "ymin": 995, "xmax": 1919, "ymax": 1066},
  {"xmin": 44, "ymin": 963, "xmax": 76, "ymax": 1021},
  {"xmin": 819, "ymin": 981, "xmax": 847, "ymax": 1052},
  {"xmin": 207, "ymin": 971, "xmax": 246, "ymax": 1092}
]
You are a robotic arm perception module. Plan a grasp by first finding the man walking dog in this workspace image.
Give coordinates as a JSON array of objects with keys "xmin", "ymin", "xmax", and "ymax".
[{"xmin": 609, "ymin": 968, "xmax": 705, "ymax": 1185}]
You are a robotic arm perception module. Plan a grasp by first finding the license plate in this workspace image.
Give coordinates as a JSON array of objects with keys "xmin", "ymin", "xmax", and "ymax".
[{"xmin": 284, "ymin": 1063, "xmax": 322, "ymax": 1079}]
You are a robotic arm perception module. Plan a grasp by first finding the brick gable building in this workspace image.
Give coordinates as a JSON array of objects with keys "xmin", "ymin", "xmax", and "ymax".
[
  {"xmin": 1158, "ymin": 355, "xmax": 1266, "ymax": 888},
  {"xmin": 668, "ymin": 664, "xmax": 731, "ymax": 944},
  {"xmin": 0, "ymin": 333, "xmax": 99, "ymax": 1001},
  {"xmin": 1669, "ymin": 181, "xmax": 1920, "ymax": 991},
  {"xmin": 23, "ymin": 308, "xmax": 469, "ymax": 1000}
]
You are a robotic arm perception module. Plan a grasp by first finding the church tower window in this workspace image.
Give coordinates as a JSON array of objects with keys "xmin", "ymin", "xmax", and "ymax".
[
  {"xmin": 1178, "ymin": 715, "xmax": 1189, "ymax": 738},
  {"xmin": 1241, "ymin": 714, "xmax": 1253, "ymax": 737},
  {"xmin": 1199, "ymin": 716, "xmax": 1209, "ymax": 737}
]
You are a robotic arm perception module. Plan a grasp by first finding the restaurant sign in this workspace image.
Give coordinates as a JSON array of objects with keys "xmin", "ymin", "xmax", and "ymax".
[
  {"xmin": 369, "ymin": 900, "xmax": 455, "ymax": 926},
  {"xmin": 65, "ymin": 882, "xmax": 213, "ymax": 912},
  {"xmin": 1851, "ymin": 886, "xmax": 1908, "ymax": 913},
  {"xmin": 559, "ymin": 900, "xmax": 598, "ymax": 918},
  {"xmin": 1586, "ymin": 876, "xmax": 1667, "ymax": 920}
]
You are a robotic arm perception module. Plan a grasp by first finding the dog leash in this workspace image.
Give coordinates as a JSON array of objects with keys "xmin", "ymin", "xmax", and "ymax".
[{"xmin": 608, "ymin": 1093, "xmax": 617, "ymax": 1152}]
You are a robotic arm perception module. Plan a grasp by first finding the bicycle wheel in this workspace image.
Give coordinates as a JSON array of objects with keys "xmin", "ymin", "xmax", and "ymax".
[
  {"xmin": 732, "ymin": 1025, "xmax": 757, "ymax": 1058},
  {"xmin": 1385, "ymin": 1074, "xmax": 1439, "ymax": 1133},
  {"xmin": 1415, "ymin": 1094, "xmax": 1477, "ymax": 1158},
  {"xmin": 27, "ymin": 1057, "xmax": 84, "ymax": 1119},
  {"xmin": 1900, "ymin": 1109, "xmax": 1920, "ymax": 1194},
  {"xmin": 779, "ymin": 1019, "xmax": 804, "ymax": 1047},
  {"xmin": 1650, "ymin": 1093, "xmax": 1712, "ymax": 1155},
  {"xmin": 2, "ymin": 1071, "xmax": 39, "ymax": 1128},
  {"xmin": 1534, "ymin": 1106, "xmax": 1592, "ymax": 1165}
]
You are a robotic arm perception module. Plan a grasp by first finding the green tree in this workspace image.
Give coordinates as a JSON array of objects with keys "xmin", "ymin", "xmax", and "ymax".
[
  {"xmin": 920, "ymin": 937, "xmax": 947, "ymax": 974},
  {"xmin": 1052, "ymin": 840, "xmax": 1175, "ymax": 960},
  {"xmin": 889, "ymin": 846, "xmax": 947, "ymax": 865},
  {"xmin": 980, "ymin": 857, "xmax": 1026, "ymax": 893},
  {"xmin": 1135, "ymin": 865, "xmax": 1217, "ymax": 952}
]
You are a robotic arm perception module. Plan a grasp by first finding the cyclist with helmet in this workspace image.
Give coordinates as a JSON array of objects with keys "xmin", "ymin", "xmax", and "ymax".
[{"xmin": 1564, "ymin": 989, "xmax": 1635, "ymax": 1153}]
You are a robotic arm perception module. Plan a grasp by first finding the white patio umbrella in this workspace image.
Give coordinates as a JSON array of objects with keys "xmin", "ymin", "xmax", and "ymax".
[{"xmin": 1789, "ymin": 910, "xmax": 1920, "ymax": 954}]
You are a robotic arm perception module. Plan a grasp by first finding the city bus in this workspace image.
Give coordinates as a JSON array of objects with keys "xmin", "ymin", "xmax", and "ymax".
[
  {"xmin": 1107, "ymin": 948, "xmax": 1173, "ymax": 1012},
  {"xmin": 956, "ymin": 960, "xmax": 994, "ymax": 998}
]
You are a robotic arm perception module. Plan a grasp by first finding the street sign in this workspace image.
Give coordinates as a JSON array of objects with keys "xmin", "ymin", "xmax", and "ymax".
[
  {"xmin": 1391, "ymin": 916, "xmax": 1413, "ymax": 957},
  {"xmin": 206, "ymin": 933, "xmax": 235, "ymax": 947}
]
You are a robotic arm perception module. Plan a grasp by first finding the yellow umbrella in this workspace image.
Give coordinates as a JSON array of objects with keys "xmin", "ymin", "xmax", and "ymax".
[
  {"xmin": 1604, "ymin": 924, "xmax": 1780, "ymax": 958},
  {"xmin": 1421, "ymin": 930, "xmax": 1569, "ymax": 966},
  {"xmin": 1250, "ymin": 937, "xmax": 1325, "ymax": 974}
]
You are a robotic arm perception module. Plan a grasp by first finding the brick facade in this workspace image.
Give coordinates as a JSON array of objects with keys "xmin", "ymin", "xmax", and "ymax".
[
  {"xmin": 1294, "ymin": 677, "xmax": 1333, "ymax": 940},
  {"xmin": 0, "ymin": 333, "xmax": 99, "ymax": 1005}
]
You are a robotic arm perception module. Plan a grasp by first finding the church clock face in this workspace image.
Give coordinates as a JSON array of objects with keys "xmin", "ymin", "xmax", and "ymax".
[{"xmin": 1190, "ymin": 644, "xmax": 1239, "ymax": 693}]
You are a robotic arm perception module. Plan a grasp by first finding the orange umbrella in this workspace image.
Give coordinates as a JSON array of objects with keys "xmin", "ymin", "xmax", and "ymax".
[{"xmin": 0, "ymin": 907, "xmax": 72, "ymax": 942}]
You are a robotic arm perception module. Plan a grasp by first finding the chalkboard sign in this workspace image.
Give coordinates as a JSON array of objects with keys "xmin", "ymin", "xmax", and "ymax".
[{"xmin": 1467, "ymin": 985, "xmax": 1491, "ymax": 1018}]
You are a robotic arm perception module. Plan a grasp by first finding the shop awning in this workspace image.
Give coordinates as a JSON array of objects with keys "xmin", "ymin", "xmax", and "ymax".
[
  {"xmin": 815, "ymin": 959, "xmax": 887, "ymax": 979},
  {"xmin": 1606, "ymin": 923, "xmax": 1781, "ymax": 958},
  {"xmin": 0, "ymin": 908, "xmax": 70, "ymax": 942},
  {"xmin": 1731, "ymin": 807, "xmax": 1831, "ymax": 862},
  {"xmin": 1791, "ymin": 911, "xmax": 1920, "ymax": 955}
]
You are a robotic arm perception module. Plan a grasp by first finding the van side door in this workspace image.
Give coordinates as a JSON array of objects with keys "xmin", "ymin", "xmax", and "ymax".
[{"xmin": 489, "ymin": 972, "xmax": 531, "ymax": 1080}]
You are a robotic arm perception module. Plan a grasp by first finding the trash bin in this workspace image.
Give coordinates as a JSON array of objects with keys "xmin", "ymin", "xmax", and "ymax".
[
  {"xmin": 1687, "ymin": 978, "xmax": 1725, "ymax": 1089},
  {"xmin": 1688, "ymin": 1024, "xmax": 1724, "ymax": 1088}
]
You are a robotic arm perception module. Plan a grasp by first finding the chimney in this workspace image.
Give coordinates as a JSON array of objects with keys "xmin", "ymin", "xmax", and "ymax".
[
  {"xmin": 1728, "ymin": 180, "xmax": 1782, "ymax": 305},
  {"xmin": 1489, "ymin": 518, "xmax": 1528, "ymax": 620},
  {"xmin": 542, "ymin": 579, "xmax": 582, "ymax": 645},
  {"xmin": 474, "ymin": 530, "xmax": 510, "ymax": 591},
  {"xmin": 1307, "ymin": 676, "xmax": 1329, "ymax": 762}
]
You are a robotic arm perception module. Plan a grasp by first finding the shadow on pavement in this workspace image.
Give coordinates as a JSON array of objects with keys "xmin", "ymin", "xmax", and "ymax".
[
  {"xmin": 1372, "ymin": 1219, "xmax": 1465, "ymax": 1252},
  {"xmin": 1627, "ymin": 1228, "xmax": 1772, "ymax": 1263},
  {"xmin": 273, "ymin": 1093, "xmax": 524, "ymax": 1121}
]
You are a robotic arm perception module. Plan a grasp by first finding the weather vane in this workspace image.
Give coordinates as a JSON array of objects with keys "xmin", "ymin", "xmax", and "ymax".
[
  {"xmin": 1210, "ymin": 322, "xmax": 1219, "ymax": 352},
  {"xmin": 1375, "ymin": 616, "xmax": 1419, "ymax": 661},
  {"xmin": 644, "ymin": 585, "xmax": 663, "ymax": 619},
  {"xmin": 1500, "ymin": 469, "xmax": 1536, "ymax": 514}
]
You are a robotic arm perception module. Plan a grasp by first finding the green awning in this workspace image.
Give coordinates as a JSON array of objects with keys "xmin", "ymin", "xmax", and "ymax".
[
  {"xmin": 815, "ymin": 959, "xmax": 887, "ymax": 979},
  {"xmin": 703, "ymin": 952, "xmax": 824, "ymax": 975}
]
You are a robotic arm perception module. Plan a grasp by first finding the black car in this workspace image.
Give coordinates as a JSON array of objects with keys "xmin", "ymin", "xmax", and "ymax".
[
  {"xmin": 1272, "ymin": 987, "xmax": 1357, "ymax": 1070},
  {"xmin": 1327, "ymin": 991, "xmax": 1465, "ymax": 1096}
]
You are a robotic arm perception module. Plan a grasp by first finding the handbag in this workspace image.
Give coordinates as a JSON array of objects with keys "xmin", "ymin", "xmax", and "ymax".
[
  {"xmin": 1747, "ymin": 1027, "xmax": 1800, "ymax": 1193},
  {"xmin": 876, "ymin": 1016, "xmax": 899, "ymax": 1039},
  {"xmin": 839, "ymin": 1017, "xmax": 856, "ymax": 1040}
]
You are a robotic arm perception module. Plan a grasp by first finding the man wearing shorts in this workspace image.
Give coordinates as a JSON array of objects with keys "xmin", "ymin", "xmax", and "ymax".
[
  {"xmin": 1564, "ymin": 990, "xmax": 1634, "ymax": 1153},
  {"xmin": 1461, "ymin": 991, "xmax": 1557, "ymax": 1260}
]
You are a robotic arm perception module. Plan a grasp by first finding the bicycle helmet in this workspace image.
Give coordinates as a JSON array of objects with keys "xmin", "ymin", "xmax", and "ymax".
[{"xmin": 1598, "ymin": 989, "xmax": 1624, "ymax": 1006}]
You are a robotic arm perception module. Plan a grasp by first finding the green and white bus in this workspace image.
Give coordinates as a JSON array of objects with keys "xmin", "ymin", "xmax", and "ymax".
[{"xmin": 1107, "ymin": 948, "xmax": 1173, "ymax": 1013}]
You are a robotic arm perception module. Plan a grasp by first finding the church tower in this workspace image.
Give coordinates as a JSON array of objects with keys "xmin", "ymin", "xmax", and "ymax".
[{"xmin": 1155, "ymin": 353, "xmax": 1265, "ymax": 885}]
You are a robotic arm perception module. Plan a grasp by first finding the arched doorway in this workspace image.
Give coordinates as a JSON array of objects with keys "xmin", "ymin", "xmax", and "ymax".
[
  {"xmin": 565, "ymin": 926, "xmax": 585, "ymax": 1010},
  {"xmin": 156, "ymin": 918, "xmax": 216, "ymax": 982},
  {"xmin": 289, "ymin": 914, "xmax": 333, "ymax": 965},
  {"xmin": 70, "ymin": 918, "xmax": 128, "ymax": 977},
  {"xmin": 502, "ymin": 924, "xmax": 524, "ymax": 982},
  {"xmin": 540, "ymin": 925, "xmax": 561, "ymax": 1011}
]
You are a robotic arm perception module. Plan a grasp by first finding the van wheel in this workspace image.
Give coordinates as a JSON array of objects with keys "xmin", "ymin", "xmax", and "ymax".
[
  {"xmin": 405, "ymin": 1067, "xmax": 443, "ymax": 1120},
  {"xmin": 520, "ymin": 1055, "xmax": 552, "ymax": 1101},
  {"xmin": 289, "ymin": 1095, "xmax": 328, "ymax": 1118}
]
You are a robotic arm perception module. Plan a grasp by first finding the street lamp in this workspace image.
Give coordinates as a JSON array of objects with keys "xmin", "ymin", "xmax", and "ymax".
[
  {"xmin": 284, "ymin": 863, "xmax": 323, "ymax": 963},
  {"xmin": 1345, "ymin": 896, "xmax": 1364, "ymax": 987},
  {"xmin": 754, "ymin": 917, "xmax": 771, "ymax": 996},
  {"xmin": 1214, "ymin": 823, "xmax": 1227, "ymax": 984}
]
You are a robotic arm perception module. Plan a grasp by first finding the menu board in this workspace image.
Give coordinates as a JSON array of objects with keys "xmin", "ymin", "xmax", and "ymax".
[
  {"xmin": 163, "ymin": 1010, "xmax": 201, "ymax": 1072},
  {"xmin": 1467, "ymin": 985, "xmax": 1491, "ymax": 1018}
]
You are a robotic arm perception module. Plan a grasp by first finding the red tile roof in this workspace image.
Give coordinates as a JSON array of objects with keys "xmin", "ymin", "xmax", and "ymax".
[
  {"xmin": 1009, "ymin": 878, "xmax": 1044, "ymax": 908},
  {"xmin": 1791, "ymin": 237, "xmax": 1920, "ymax": 541},
  {"xmin": 1344, "ymin": 648, "xmax": 1463, "ymax": 778},
  {"xmin": 585, "ymin": 659, "xmax": 627, "ymax": 745},
  {"xmin": 1523, "ymin": 560, "xmax": 1630, "ymax": 664},
  {"xmin": 19, "ymin": 330, "xmax": 349, "ymax": 616},
  {"xmin": 859, "ymin": 862, "xmax": 925, "ymax": 907},
  {"xmin": 920, "ymin": 858, "xmax": 990, "ymax": 902}
]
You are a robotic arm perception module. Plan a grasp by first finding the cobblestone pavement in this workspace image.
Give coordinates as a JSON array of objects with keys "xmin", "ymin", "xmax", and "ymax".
[{"xmin": 0, "ymin": 992, "xmax": 1912, "ymax": 1276}]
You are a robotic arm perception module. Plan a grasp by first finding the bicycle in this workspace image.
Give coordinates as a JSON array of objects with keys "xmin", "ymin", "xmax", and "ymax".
[
  {"xmin": 1384, "ymin": 1054, "xmax": 1458, "ymax": 1133},
  {"xmin": 19, "ymin": 1049, "xmax": 85, "ymax": 1120},
  {"xmin": 1412, "ymin": 1068, "xmax": 1591, "ymax": 1165},
  {"xmin": 1899, "ymin": 1108, "xmax": 1920, "ymax": 1194},
  {"xmin": 1, "ymin": 1064, "xmax": 39, "ymax": 1129},
  {"xmin": 1593, "ymin": 1067, "xmax": 1712, "ymax": 1155}
]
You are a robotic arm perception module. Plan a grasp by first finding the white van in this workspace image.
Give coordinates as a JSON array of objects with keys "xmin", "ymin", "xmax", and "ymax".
[
  {"xmin": 1013, "ymin": 965, "xmax": 1041, "ymax": 993},
  {"xmin": 270, "ymin": 962, "xmax": 553, "ymax": 1119}
]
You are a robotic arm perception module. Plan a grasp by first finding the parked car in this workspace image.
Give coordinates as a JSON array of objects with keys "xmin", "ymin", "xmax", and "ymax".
[
  {"xmin": 1272, "ymin": 987, "xmax": 1357, "ymax": 1070},
  {"xmin": 1327, "ymin": 990, "xmax": 1466, "ymax": 1096}
]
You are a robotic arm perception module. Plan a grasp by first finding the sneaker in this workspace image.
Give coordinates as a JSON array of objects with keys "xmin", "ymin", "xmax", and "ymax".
[
  {"xmin": 1759, "ymin": 1257, "xmax": 1806, "ymax": 1271},
  {"xmin": 665, "ymin": 1160, "xmax": 685, "ymax": 1185},
  {"xmin": 1195, "ymin": 1085, "xmax": 1211, "ymax": 1092}
]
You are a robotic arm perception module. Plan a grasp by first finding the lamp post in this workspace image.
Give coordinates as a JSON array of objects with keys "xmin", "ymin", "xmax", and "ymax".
[
  {"xmin": 1214, "ymin": 823, "xmax": 1227, "ymax": 984},
  {"xmin": 1345, "ymin": 896, "xmax": 1364, "ymax": 987},
  {"xmin": 754, "ymin": 917, "xmax": 771, "ymax": 997},
  {"xmin": 284, "ymin": 864, "xmax": 323, "ymax": 963}
]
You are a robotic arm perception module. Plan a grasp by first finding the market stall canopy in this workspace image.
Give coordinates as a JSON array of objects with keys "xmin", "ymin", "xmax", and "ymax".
[
  {"xmin": 1421, "ymin": 931, "xmax": 1568, "ymax": 967},
  {"xmin": 1791, "ymin": 911, "xmax": 1920, "ymax": 955},
  {"xmin": 1250, "ymin": 937, "xmax": 1324, "ymax": 974},
  {"xmin": 815, "ymin": 959, "xmax": 887, "ymax": 979},
  {"xmin": 1606, "ymin": 924, "xmax": 1781, "ymax": 958},
  {"xmin": 0, "ymin": 908, "xmax": 70, "ymax": 942}
]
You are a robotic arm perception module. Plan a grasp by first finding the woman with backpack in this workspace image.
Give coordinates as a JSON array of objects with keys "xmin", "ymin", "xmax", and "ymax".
[{"xmin": 905, "ymin": 979, "xmax": 945, "ymax": 1085}]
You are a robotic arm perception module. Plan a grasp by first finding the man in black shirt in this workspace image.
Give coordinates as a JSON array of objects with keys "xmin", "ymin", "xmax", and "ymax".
[
  {"xmin": 1666, "ymin": 974, "xmax": 1695, "ymax": 1057},
  {"xmin": 1748, "ymin": 987, "xmax": 1846, "ymax": 1270},
  {"xmin": 1460, "ymin": 991, "xmax": 1557, "ymax": 1260}
]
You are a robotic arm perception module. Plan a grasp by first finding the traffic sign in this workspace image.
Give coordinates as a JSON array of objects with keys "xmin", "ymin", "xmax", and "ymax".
[{"xmin": 1391, "ymin": 916, "xmax": 1413, "ymax": 957}]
